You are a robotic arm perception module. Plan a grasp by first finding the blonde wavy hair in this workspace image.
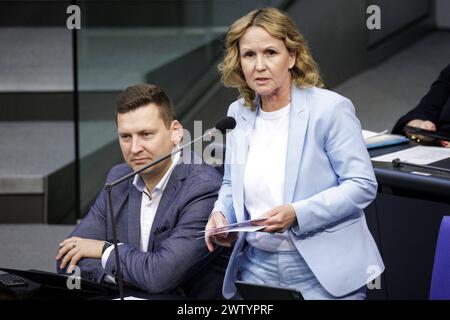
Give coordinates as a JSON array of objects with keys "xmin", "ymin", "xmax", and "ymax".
[{"xmin": 218, "ymin": 7, "xmax": 324, "ymax": 110}]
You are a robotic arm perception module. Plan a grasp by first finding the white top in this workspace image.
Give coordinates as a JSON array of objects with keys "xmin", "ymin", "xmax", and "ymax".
[
  {"xmin": 102, "ymin": 153, "xmax": 181, "ymax": 271},
  {"xmin": 244, "ymin": 103, "xmax": 296, "ymax": 252}
]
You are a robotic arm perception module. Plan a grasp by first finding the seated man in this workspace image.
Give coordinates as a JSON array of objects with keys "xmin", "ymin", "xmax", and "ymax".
[
  {"xmin": 56, "ymin": 84, "xmax": 226, "ymax": 299},
  {"xmin": 392, "ymin": 64, "xmax": 450, "ymax": 147}
]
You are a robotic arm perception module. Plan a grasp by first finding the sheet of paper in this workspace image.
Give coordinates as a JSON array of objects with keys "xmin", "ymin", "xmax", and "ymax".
[
  {"xmin": 197, "ymin": 225, "xmax": 267, "ymax": 239},
  {"xmin": 362, "ymin": 129, "xmax": 388, "ymax": 140},
  {"xmin": 197, "ymin": 217, "xmax": 268, "ymax": 239},
  {"xmin": 371, "ymin": 146, "xmax": 450, "ymax": 164},
  {"xmin": 113, "ymin": 296, "xmax": 146, "ymax": 300},
  {"xmin": 199, "ymin": 217, "xmax": 267, "ymax": 234}
]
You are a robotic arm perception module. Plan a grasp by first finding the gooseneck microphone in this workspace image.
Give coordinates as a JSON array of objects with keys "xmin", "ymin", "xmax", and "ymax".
[
  {"xmin": 392, "ymin": 158, "xmax": 450, "ymax": 174},
  {"xmin": 104, "ymin": 117, "xmax": 236, "ymax": 300},
  {"xmin": 214, "ymin": 116, "xmax": 236, "ymax": 134}
]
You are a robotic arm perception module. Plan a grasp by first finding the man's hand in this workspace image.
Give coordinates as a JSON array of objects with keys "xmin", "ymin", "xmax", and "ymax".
[
  {"xmin": 205, "ymin": 211, "xmax": 237, "ymax": 252},
  {"xmin": 406, "ymin": 119, "xmax": 436, "ymax": 142},
  {"xmin": 56, "ymin": 237, "xmax": 104, "ymax": 273},
  {"xmin": 253, "ymin": 205, "xmax": 297, "ymax": 233}
]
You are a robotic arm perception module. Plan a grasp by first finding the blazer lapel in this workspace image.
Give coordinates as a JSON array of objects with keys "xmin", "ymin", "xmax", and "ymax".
[
  {"xmin": 232, "ymin": 103, "xmax": 257, "ymax": 221},
  {"xmin": 127, "ymin": 181, "xmax": 142, "ymax": 249},
  {"xmin": 284, "ymin": 86, "xmax": 310, "ymax": 204}
]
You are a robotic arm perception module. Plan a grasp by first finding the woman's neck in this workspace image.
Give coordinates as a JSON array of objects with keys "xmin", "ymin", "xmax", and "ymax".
[
  {"xmin": 260, "ymin": 79, "xmax": 292, "ymax": 112},
  {"xmin": 261, "ymin": 95, "xmax": 291, "ymax": 112}
]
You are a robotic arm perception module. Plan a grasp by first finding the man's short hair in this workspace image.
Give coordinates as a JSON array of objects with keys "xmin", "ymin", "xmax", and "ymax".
[{"xmin": 116, "ymin": 84, "xmax": 176, "ymax": 128}]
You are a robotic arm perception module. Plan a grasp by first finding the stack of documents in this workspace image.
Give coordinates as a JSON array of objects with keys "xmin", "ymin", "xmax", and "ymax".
[
  {"xmin": 371, "ymin": 146, "xmax": 450, "ymax": 164},
  {"xmin": 362, "ymin": 130, "xmax": 409, "ymax": 149},
  {"xmin": 197, "ymin": 218, "xmax": 268, "ymax": 239}
]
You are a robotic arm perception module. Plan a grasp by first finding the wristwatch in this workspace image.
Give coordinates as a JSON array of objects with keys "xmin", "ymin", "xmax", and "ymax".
[{"xmin": 102, "ymin": 241, "xmax": 113, "ymax": 254}]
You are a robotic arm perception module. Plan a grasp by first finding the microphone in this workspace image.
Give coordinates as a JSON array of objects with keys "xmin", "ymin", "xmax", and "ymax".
[
  {"xmin": 104, "ymin": 117, "xmax": 235, "ymax": 300},
  {"xmin": 214, "ymin": 116, "xmax": 236, "ymax": 134},
  {"xmin": 392, "ymin": 158, "xmax": 450, "ymax": 174}
]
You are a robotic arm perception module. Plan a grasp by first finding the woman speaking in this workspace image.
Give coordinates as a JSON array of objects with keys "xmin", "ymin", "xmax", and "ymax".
[{"xmin": 205, "ymin": 7, "xmax": 384, "ymax": 300}]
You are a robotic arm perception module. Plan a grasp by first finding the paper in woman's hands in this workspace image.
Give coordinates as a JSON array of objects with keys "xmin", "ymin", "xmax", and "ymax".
[{"xmin": 197, "ymin": 218, "xmax": 268, "ymax": 239}]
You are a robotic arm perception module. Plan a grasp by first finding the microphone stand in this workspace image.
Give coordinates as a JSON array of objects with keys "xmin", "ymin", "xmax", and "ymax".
[
  {"xmin": 104, "ymin": 128, "xmax": 220, "ymax": 300},
  {"xmin": 392, "ymin": 158, "xmax": 450, "ymax": 174}
]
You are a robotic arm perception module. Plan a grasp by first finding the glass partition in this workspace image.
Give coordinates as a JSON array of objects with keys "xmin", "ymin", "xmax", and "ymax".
[{"xmin": 77, "ymin": 0, "xmax": 287, "ymax": 217}]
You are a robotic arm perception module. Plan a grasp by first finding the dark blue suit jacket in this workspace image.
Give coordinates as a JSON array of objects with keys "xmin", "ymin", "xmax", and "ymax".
[{"xmin": 57, "ymin": 159, "xmax": 226, "ymax": 299}]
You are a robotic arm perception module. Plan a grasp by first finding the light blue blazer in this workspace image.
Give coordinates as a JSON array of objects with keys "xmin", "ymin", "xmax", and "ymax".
[{"xmin": 214, "ymin": 85, "xmax": 385, "ymax": 298}]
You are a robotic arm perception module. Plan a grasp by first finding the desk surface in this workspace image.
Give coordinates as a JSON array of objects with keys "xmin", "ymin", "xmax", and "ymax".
[
  {"xmin": 370, "ymin": 142, "xmax": 450, "ymax": 202},
  {"xmin": 0, "ymin": 268, "xmax": 185, "ymax": 300}
]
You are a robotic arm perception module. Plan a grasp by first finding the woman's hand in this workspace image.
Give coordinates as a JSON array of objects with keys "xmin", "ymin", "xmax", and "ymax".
[
  {"xmin": 205, "ymin": 211, "xmax": 237, "ymax": 252},
  {"xmin": 253, "ymin": 205, "xmax": 297, "ymax": 233},
  {"xmin": 405, "ymin": 119, "xmax": 436, "ymax": 142},
  {"xmin": 56, "ymin": 237, "xmax": 104, "ymax": 273}
]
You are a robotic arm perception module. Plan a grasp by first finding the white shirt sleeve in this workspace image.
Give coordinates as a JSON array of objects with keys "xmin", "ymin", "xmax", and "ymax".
[
  {"xmin": 101, "ymin": 243, "xmax": 123, "ymax": 268},
  {"xmin": 101, "ymin": 243, "xmax": 123, "ymax": 284},
  {"xmin": 101, "ymin": 245, "xmax": 113, "ymax": 269}
]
